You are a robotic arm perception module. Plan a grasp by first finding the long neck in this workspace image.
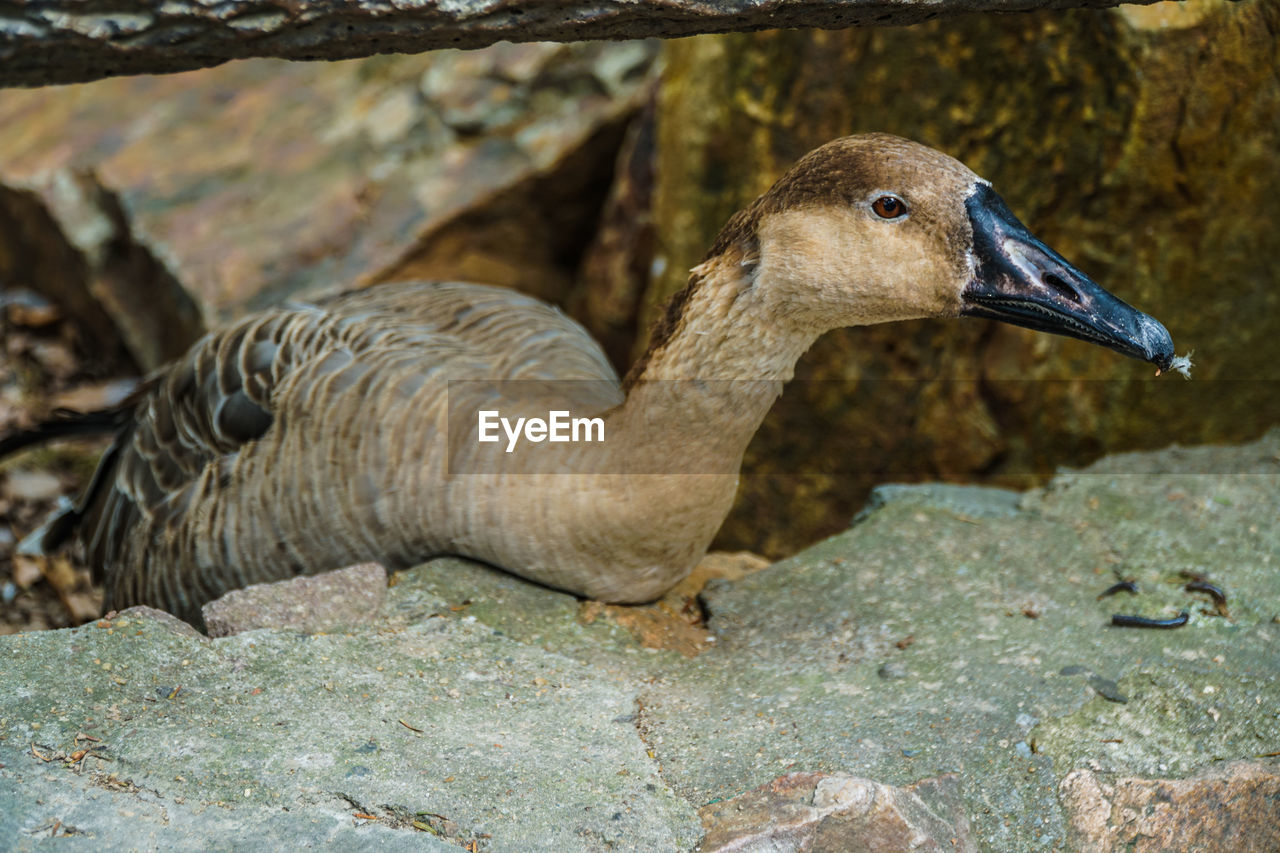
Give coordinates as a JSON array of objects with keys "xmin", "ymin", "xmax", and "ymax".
[
  {"xmin": 606, "ymin": 252, "xmax": 821, "ymax": 472},
  {"xmin": 405, "ymin": 254, "xmax": 824, "ymax": 602}
]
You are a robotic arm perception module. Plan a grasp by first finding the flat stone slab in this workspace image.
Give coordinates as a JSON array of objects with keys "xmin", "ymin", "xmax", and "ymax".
[
  {"xmin": 0, "ymin": 606, "xmax": 699, "ymax": 850},
  {"xmin": 2, "ymin": 429, "xmax": 1277, "ymax": 850},
  {"xmin": 2, "ymin": 761, "xmax": 456, "ymax": 852}
]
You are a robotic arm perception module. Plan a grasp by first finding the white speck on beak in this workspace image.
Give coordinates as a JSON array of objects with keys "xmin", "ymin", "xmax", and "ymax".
[{"xmin": 1167, "ymin": 351, "xmax": 1194, "ymax": 379}]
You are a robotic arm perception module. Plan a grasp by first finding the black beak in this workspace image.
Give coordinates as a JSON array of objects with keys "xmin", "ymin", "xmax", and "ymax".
[{"xmin": 961, "ymin": 184, "xmax": 1175, "ymax": 371}]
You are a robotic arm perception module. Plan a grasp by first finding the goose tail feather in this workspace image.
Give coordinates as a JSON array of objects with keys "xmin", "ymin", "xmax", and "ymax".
[
  {"xmin": 17, "ymin": 496, "xmax": 78, "ymax": 556},
  {"xmin": 0, "ymin": 407, "xmax": 130, "ymax": 459},
  {"xmin": 2, "ymin": 402, "xmax": 137, "ymax": 561}
]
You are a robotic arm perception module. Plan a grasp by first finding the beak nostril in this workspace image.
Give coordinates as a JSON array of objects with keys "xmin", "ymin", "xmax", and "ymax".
[{"xmin": 1042, "ymin": 272, "xmax": 1080, "ymax": 304}]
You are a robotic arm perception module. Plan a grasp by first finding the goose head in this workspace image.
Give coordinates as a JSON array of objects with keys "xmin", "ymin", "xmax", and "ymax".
[{"xmin": 739, "ymin": 133, "xmax": 1176, "ymax": 370}]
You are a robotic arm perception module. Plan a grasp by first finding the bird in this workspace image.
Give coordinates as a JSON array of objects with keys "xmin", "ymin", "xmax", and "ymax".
[{"xmin": 0, "ymin": 133, "xmax": 1184, "ymax": 630}]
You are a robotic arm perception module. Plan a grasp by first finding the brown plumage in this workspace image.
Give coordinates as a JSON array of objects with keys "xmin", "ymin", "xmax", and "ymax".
[{"xmin": 4, "ymin": 134, "xmax": 1178, "ymax": 629}]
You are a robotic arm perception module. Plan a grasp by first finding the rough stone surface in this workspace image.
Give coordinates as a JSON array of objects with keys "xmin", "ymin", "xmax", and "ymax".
[
  {"xmin": 699, "ymin": 771, "xmax": 974, "ymax": 852},
  {"xmin": 654, "ymin": 0, "xmax": 1280, "ymax": 557},
  {"xmin": 201, "ymin": 562, "xmax": 388, "ymax": 638},
  {"xmin": 2, "ymin": 762, "xmax": 457, "ymax": 851},
  {"xmin": 1, "ymin": 432, "xmax": 1277, "ymax": 850},
  {"xmin": 1059, "ymin": 763, "xmax": 1280, "ymax": 852},
  {"xmin": 0, "ymin": 41, "xmax": 654, "ymax": 325},
  {"xmin": 569, "ymin": 93, "xmax": 658, "ymax": 370},
  {"xmin": 1, "ymin": 601, "xmax": 700, "ymax": 850},
  {"xmin": 0, "ymin": 0, "xmax": 1161, "ymax": 89},
  {"xmin": 0, "ymin": 175, "xmax": 204, "ymax": 373}
]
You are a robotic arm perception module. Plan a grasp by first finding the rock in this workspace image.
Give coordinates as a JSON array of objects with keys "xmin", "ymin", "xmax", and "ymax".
[
  {"xmin": 0, "ymin": 188, "xmax": 135, "ymax": 373},
  {"xmin": 0, "ymin": 601, "xmax": 700, "ymax": 851},
  {"xmin": 877, "ymin": 661, "xmax": 909, "ymax": 680},
  {"xmin": 2, "ymin": 470, "xmax": 63, "ymax": 502},
  {"xmin": 700, "ymin": 771, "xmax": 974, "ymax": 852},
  {"xmin": 1060, "ymin": 764, "xmax": 1280, "ymax": 852},
  {"xmin": 368, "ymin": 99, "xmax": 636, "ymax": 323},
  {"xmin": 1, "ymin": 433, "xmax": 1277, "ymax": 850},
  {"xmin": 579, "ymin": 550, "xmax": 772, "ymax": 659},
  {"xmin": 1, "ymin": 0, "xmax": 1164, "ymax": 88},
  {"xmin": 652, "ymin": 0, "xmax": 1280, "ymax": 557},
  {"xmin": 394, "ymin": 550, "xmax": 770, "ymax": 660},
  {"xmin": 202, "ymin": 562, "xmax": 388, "ymax": 637},
  {"xmin": 0, "ymin": 42, "xmax": 655, "ymax": 326},
  {"xmin": 2, "ymin": 752, "xmax": 459, "ymax": 851},
  {"xmin": 0, "ymin": 173, "xmax": 204, "ymax": 373},
  {"xmin": 10, "ymin": 555, "xmax": 43, "ymax": 589},
  {"xmin": 638, "ymin": 431, "xmax": 1280, "ymax": 850},
  {"xmin": 115, "ymin": 604, "xmax": 205, "ymax": 638},
  {"xmin": 1085, "ymin": 674, "xmax": 1128, "ymax": 704},
  {"xmin": 48, "ymin": 378, "xmax": 139, "ymax": 413},
  {"xmin": 570, "ymin": 93, "xmax": 659, "ymax": 370},
  {"xmin": 860, "ymin": 483, "xmax": 1024, "ymax": 522}
]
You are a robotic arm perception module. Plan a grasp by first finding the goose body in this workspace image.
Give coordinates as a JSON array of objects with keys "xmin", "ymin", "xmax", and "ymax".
[{"xmin": 5, "ymin": 135, "xmax": 1179, "ymax": 628}]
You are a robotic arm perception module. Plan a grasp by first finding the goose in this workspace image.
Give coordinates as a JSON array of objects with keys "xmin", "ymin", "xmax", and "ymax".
[{"xmin": 1, "ymin": 134, "xmax": 1186, "ymax": 630}]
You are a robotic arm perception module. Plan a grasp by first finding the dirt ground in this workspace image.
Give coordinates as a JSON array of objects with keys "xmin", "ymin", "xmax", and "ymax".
[{"xmin": 0, "ymin": 290, "xmax": 131, "ymax": 634}]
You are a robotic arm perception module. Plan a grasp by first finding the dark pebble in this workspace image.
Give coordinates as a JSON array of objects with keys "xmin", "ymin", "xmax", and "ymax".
[{"xmin": 1088, "ymin": 674, "xmax": 1129, "ymax": 703}]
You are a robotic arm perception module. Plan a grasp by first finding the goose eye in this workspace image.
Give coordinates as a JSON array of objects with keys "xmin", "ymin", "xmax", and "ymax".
[{"xmin": 871, "ymin": 195, "xmax": 908, "ymax": 219}]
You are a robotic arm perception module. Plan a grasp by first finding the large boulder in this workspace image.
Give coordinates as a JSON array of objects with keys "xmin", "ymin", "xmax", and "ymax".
[{"xmin": 0, "ymin": 41, "xmax": 656, "ymax": 371}]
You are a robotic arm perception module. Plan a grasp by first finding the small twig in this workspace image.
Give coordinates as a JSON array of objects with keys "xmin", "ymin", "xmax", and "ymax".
[
  {"xmin": 942, "ymin": 510, "xmax": 980, "ymax": 525},
  {"xmin": 1111, "ymin": 611, "xmax": 1190, "ymax": 629},
  {"xmin": 1184, "ymin": 580, "xmax": 1229, "ymax": 617},
  {"xmin": 1097, "ymin": 580, "xmax": 1138, "ymax": 600}
]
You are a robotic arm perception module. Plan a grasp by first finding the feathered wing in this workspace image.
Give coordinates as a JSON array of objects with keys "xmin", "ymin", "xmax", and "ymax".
[
  {"xmin": 38, "ymin": 281, "xmax": 620, "ymax": 625},
  {"xmin": 77, "ymin": 306, "xmax": 301, "ymax": 607}
]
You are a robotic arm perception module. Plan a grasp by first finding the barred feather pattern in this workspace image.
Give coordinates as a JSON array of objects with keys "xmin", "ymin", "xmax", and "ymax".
[{"xmin": 81, "ymin": 281, "xmax": 625, "ymax": 626}]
